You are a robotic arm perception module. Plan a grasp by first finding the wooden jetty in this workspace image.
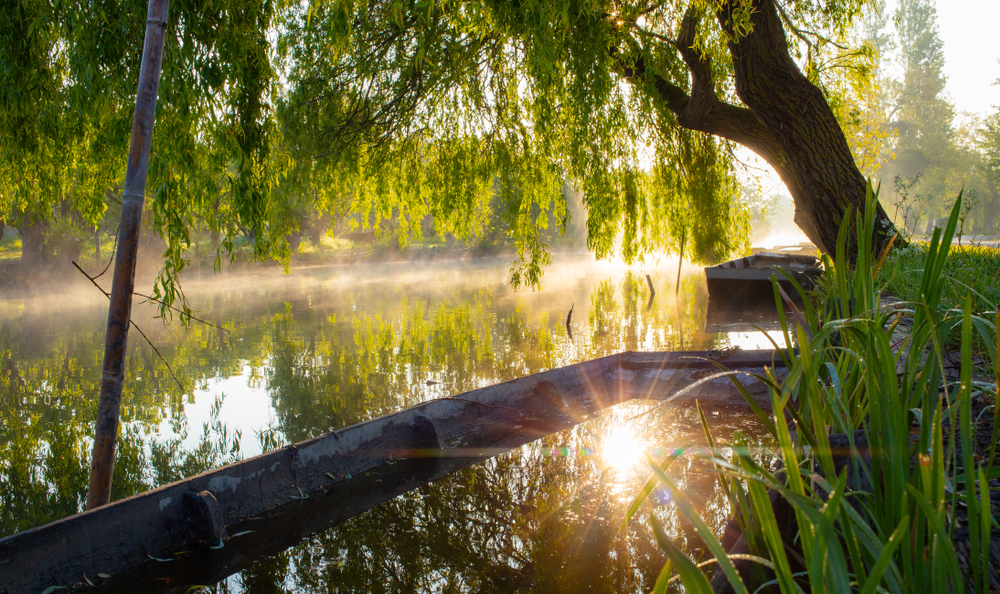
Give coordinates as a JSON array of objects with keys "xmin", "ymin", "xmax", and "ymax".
[{"xmin": 0, "ymin": 349, "xmax": 787, "ymax": 594}]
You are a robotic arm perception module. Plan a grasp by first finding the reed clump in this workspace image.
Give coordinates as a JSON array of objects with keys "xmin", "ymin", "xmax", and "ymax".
[{"xmin": 626, "ymin": 186, "xmax": 1000, "ymax": 593}]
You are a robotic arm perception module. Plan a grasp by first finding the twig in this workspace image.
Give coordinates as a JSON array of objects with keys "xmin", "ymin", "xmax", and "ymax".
[
  {"xmin": 632, "ymin": 25, "xmax": 675, "ymax": 45},
  {"xmin": 93, "ymin": 225, "xmax": 120, "ymax": 280},
  {"xmin": 72, "ymin": 261, "xmax": 184, "ymax": 392},
  {"xmin": 633, "ymin": 0, "xmax": 670, "ymax": 18},
  {"xmin": 774, "ymin": 0, "xmax": 849, "ymax": 51},
  {"xmin": 133, "ymin": 291, "xmax": 232, "ymax": 338}
]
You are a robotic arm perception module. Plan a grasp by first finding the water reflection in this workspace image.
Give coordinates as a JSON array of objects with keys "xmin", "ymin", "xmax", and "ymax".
[
  {"xmin": 126, "ymin": 400, "xmax": 767, "ymax": 594},
  {"xmin": 0, "ymin": 255, "xmax": 774, "ymax": 591},
  {"xmin": 602, "ymin": 422, "xmax": 645, "ymax": 476}
]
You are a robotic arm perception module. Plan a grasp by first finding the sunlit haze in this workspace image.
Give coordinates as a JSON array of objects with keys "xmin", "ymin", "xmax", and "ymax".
[
  {"xmin": 922, "ymin": 0, "xmax": 1000, "ymax": 117},
  {"xmin": 747, "ymin": 0, "xmax": 1000, "ymax": 245}
]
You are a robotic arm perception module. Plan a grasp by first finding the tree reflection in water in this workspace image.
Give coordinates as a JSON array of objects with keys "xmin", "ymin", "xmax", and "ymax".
[
  {"xmin": 0, "ymin": 257, "xmax": 770, "ymax": 591},
  {"xmin": 216, "ymin": 401, "xmax": 768, "ymax": 594}
]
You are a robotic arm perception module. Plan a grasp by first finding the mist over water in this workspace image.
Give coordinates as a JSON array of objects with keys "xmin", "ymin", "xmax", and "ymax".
[{"xmin": 1, "ymin": 254, "xmax": 776, "ymax": 592}]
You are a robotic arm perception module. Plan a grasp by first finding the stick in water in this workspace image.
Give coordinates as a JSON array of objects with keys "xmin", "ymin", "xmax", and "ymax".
[
  {"xmin": 566, "ymin": 303, "xmax": 574, "ymax": 343},
  {"xmin": 645, "ymin": 274, "xmax": 656, "ymax": 312},
  {"xmin": 72, "ymin": 262, "xmax": 184, "ymax": 392},
  {"xmin": 676, "ymin": 227, "xmax": 686, "ymax": 297}
]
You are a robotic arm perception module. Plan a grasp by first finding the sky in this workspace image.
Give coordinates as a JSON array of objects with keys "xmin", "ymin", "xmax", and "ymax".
[{"xmin": 917, "ymin": 0, "xmax": 1000, "ymax": 117}]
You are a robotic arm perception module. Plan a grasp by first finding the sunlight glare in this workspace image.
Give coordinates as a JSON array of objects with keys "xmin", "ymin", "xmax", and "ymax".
[{"xmin": 601, "ymin": 425, "xmax": 645, "ymax": 474}]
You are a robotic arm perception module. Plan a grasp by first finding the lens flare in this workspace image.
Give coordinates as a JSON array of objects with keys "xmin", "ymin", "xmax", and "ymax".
[{"xmin": 601, "ymin": 425, "xmax": 644, "ymax": 474}]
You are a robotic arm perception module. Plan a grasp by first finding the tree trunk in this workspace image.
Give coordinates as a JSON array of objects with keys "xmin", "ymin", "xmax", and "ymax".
[
  {"xmin": 210, "ymin": 194, "xmax": 221, "ymax": 249},
  {"xmin": 716, "ymin": 0, "xmax": 896, "ymax": 256},
  {"xmin": 985, "ymin": 189, "xmax": 1000, "ymax": 234},
  {"xmin": 18, "ymin": 217, "xmax": 47, "ymax": 269},
  {"xmin": 614, "ymin": 0, "xmax": 898, "ymax": 257},
  {"xmin": 87, "ymin": 0, "xmax": 170, "ymax": 510}
]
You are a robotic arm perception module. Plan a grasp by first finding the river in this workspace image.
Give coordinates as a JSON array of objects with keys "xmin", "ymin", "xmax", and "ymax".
[{"xmin": 0, "ymin": 254, "xmax": 778, "ymax": 592}]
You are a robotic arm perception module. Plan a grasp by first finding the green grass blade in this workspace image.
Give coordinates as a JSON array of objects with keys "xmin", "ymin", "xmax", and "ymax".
[
  {"xmin": 651, "ymin": 559, "xmax": 674, "ymax": 594},
  {"xmin": 858, "ymin": 515, "xmax": 908, "ymax": 594},
  {"xmin": 649, "ymin": 515, "xmax": 716, "ymax": 594},
  {"xmin": 708, "ymin": 363, "xmax": 779, "ymax": 438},
  {"xmin": 906, "ymin": 485, "xmax": 965, "ymax": 593},
  {"xmin": 618, "ymin": 449, "xmax": 682, "ymax": 535},
  {"xmin": 647, "ymin": 457, "xmax": 750, "ymax": 594}
]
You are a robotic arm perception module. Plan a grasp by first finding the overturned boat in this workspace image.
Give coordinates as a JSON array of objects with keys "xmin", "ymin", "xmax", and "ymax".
[{"xmin": 0, "ymin": 349, "xmax": 787, "ymax": 594}]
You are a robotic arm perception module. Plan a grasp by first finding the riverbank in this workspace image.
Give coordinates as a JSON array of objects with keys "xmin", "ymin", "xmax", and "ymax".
[
  {"xmin": 0, "ymin": 230, "xmax": 528, "ymax": 290},
  {"xmin": 634, "ymin": 193, "xmax": 1000, "ymax": 593}
]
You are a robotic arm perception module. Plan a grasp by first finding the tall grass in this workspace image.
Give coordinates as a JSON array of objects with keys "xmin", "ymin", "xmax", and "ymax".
[
  {"xmin": 626, "ymin": 186, "xmax": 999, "ymax": 593},
  {"xmin": 878, "ymin": 242, "xmax": 1000, "ymax": 324}
]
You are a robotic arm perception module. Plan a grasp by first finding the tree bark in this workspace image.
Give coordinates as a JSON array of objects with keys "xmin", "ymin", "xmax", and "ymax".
[
  {"xmin": 716, "ymin": 0, "xmax": 896, "ymax": 256},
  {"xmin": 984, "ymin": 188, "xmax": 999, "ymax": 234},
  {"xmin": 17, "ymin": 217, "xmax": 47, "ymax": 269},
  {"xmin": 87, "ymin": 0, "xmax": 170, "ymax": 510}
]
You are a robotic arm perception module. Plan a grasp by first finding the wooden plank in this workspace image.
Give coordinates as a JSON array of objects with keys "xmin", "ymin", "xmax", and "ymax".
[
  {"xmin": 0, "ymin": 355, "xmax": 618, "ymax": 593},
  {"xmin": 620, "ymin": 349, "xmax": 789, "ymax": 370}
]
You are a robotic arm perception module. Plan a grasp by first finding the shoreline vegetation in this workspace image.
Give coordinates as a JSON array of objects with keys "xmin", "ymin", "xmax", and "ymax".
[
  {"xmin": 628, "ymin": 188, "xmax": 1000, "ymax": 593},
  {"xmin": 0, "ymin": 230, "xmax": 553, "ymax": 290}
]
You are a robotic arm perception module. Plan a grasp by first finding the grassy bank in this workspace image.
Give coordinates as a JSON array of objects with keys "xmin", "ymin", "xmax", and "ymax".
[
  {"xmin": 879, "ymin": 241, "xmax": 1000, "ymax": 318},
  {"xmin": 630, "ymin": 188, "xmax": 1000, "ymax": 593}
]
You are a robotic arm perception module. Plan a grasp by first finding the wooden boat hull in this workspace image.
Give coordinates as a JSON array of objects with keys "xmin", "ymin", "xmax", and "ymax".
[
  {"xmin": 705, "ymin": 253, "xmax": 822, "ymax": 308},
  {"xmin": 0, "ymin": 350, "xmax": 786, "ymax": 594}
]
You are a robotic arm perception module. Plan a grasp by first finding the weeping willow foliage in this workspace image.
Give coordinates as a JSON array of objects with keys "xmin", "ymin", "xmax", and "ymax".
[
  {"xmin": 1, "ymin": 0, "xmax": 285, "ymax": 307},
  {"xmin": 2, "ymin": 0, "xmax": 874, "ymax": 297},
  {"xmin": 276, "ymin": 0, "xmax": 761, "ymax": 283}
]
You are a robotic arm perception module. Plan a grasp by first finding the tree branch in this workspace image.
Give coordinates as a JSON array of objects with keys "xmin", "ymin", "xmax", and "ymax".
[
  {"xmin": 611, "ymin": 5, "xmax": 787, "ymax": 173},
  {"xmin": 774, "ymin": 0, "xmax": 850, "ymax": 51}
]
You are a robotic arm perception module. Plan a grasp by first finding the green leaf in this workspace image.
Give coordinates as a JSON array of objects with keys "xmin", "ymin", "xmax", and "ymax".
[
  {"xmin": 857, "ymin": 515, "xmax": 908, "ymax": 594},
  {"xmin": 651, "ymin": 559, "xmax": 674, "ymax": 594},
  {"xmin": 649, "ymin": 515, "xmax": 715, "ymax": 594},
  {"xmin": 618, "ymin": 449, "xmax": 681, "ymax": 535},
  {"xmin": 707, "ymin": 362, "xmax": 778, "ymax": 438},
  {"xmin": 647, "ymin": 456, "xmax": 749, "ymax": 594}
]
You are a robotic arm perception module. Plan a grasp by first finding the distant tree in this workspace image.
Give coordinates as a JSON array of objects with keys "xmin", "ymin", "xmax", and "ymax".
[
  {"xmin": 826, "ymin": 0, "xmax": 897, "ymax": 181},
  {"xmin": 882, "ymin": 0, "xmax": 957, "ymax": 227},
  {"xmin": 976, "ymin": 111, "xmax": 1000, "ymax": 233}
]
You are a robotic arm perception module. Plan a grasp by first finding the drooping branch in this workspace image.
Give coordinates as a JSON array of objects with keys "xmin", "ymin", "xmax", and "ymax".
[
  {"xmin": 613, "ymin": 6, "xmax": 789, "ymax": 176},
  {"xmin": 772, "ymin": 0, "xmax": 850, "ymax": 52}
]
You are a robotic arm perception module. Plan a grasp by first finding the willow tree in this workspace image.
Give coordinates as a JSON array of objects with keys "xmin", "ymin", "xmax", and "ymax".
[
  {"xmin": 1, "ymin": 0, "xmax": 288, "ymax": 305},
  {"xmin": 278, "ymin": 0, "xmax": 896, "ymax": 270},
  {"xmin": 4, "ymin": 0, "xmax": 896, "ymax": 291}
]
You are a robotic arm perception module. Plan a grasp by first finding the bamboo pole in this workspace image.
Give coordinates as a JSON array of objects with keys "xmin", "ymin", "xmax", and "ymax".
[{"xmin": 87, "ymin": 0, "xmax": 171, "ymax": 510}]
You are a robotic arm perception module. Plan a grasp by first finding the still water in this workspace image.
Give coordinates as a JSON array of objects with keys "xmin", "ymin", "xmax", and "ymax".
[{"xmin": 0, "ymin": 254, "xmax": 777, "ymax": 592}]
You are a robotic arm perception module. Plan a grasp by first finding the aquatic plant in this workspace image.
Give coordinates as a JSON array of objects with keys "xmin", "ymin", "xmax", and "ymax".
[{"xmin": 627, "ymin": 185, "xmax": 999, "ymax": 592}]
